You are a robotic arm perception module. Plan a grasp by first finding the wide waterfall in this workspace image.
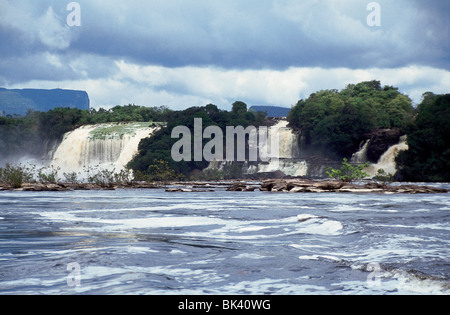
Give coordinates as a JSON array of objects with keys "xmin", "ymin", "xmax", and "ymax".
[
  {"xmin": 51, "ymin": 122, "xmax": 158, "ymax": 174},
  {"xmin": 206, "ymin": 120, "xmax": 309, "ymax": 177},
  {"xmin": 249, "ymin": 120, "xmax": 306, "ymax": 176}
]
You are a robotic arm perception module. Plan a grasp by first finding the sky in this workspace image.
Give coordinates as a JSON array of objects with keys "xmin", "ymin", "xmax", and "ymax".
[{"xmin": 0, "ymin": 0, "xmax": 449, "ymax": 110}]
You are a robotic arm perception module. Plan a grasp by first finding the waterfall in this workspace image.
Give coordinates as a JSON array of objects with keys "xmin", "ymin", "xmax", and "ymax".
[
  {"xmin": 364, "ymin": 136, "xmax": 409, "ymax": 177},
  {"xmin": 206, "ymin": 120, "xmax": 308, "ymax": 177},
  {"xmin": 51, "ymin": 123, "xmax": 158, "ymax": 174},
  {"xmin": 270, "ymin": 120, "xmax": 300, "ymax": 159},
  {"xmin": 351, "ymin": 139, "xmax": 370, "ymax": 163}
]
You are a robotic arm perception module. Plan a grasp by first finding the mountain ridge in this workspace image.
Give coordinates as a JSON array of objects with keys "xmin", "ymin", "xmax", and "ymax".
[{"xmin": 0, "ymin": 88, "xmax": 90, "ymax": 116}]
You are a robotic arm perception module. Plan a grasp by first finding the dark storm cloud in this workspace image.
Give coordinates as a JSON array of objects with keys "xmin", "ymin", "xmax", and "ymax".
[
  {"xmin": 0, "ymin": 0, "xmax": 448, "ymax": 109},
  {"xmin": 1, "ymin": 0, "xmax": 449, "ymax": 79},
  {"xmin": 62, "ymin": 0, "xmax": 449, "ymax": 70}
]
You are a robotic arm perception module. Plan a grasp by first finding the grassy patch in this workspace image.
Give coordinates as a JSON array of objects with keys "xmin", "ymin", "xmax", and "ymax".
[{"xmin": 88, "ymin": 122, "xmax": 161, "ymax": 140}]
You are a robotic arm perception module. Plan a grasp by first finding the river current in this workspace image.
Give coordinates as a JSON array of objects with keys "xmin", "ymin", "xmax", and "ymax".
[{"xmin": 0, "ymin": 185, "xmax": 449, "ymax": 295}]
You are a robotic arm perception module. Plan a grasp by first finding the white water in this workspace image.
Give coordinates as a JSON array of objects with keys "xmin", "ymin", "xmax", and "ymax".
[
  {"xmin": 365, "ymin": 136, "xmax": 409, "ymax": 177},
  {"xmin": 1, "ymin": 188, "xmax": 448, "ymax": 295},
  {"xmin": 351, "ymin": 139, "xmax": 371, "ymax": 164},
  {"xmin": 50, "ymin": 120, "xmax": 409, "ymax": 180},
  {"xmin": 207, "ymin": 120, "xmax": 308, "ymax": 176},
  {"xmin": 51, "ymin": 123, "xmax": 158, "ymax": 174},
  {"xmin": 269, "ymin": 120, "xmax": 300, "ymax": 159},
  {"xmin": 206, "ymin": 121, "xmax": 411, "ymax": 179}
]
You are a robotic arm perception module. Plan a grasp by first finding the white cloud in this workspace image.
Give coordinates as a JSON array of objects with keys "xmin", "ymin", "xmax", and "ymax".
[
  {"xmin": 9, "ymin": 60, "xmax": 449, "ymax": 110},
  {"xmin": 0, "ymin": 0, "xmax": 75, "ymax": 50},
  {"xmin": 1, "ymin": 0, "xmax": 448, "ymax": 110},
  {"xmin": 37, "ymin": 7, "xmax": 73, "ymax": 50}
]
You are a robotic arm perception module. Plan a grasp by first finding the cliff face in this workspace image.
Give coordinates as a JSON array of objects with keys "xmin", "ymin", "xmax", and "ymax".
[{"xmin": 0, "ymin": 88, "xmax": 90, "ymax": 116}]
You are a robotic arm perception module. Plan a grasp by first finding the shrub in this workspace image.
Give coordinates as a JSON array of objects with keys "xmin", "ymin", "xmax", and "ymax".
[
  {"xmin": 62, "ymin": 171, "xmax": 81, "ymax": 184},
  {"xmin": 326, "ymin": 158, "xmax": 370, "ymax": 183},
  {"xmin": 374, "ymin": 169, "xmax": 394, "ymax": 187},
  {"xmin": 37, "ymin": 166, "xmax": 60, "ymax": 184},
  {"xmin": 0, "ymin": 163, "xmax": 35, "ymax": 188}
]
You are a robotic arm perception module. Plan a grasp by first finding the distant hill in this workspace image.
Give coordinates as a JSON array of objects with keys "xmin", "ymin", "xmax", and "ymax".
[
  {"xmin": 0, "ymin": 88, "xmax": 90, "ymax": 116},
  {"xmin": 249, "ymin": 105, "xmax": 291, "ymax": 117}
]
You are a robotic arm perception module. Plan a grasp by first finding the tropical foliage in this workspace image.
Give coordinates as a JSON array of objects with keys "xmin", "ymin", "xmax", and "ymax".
[
  {"xmin": 326, "ymin": 158, "xmax": 370, "ymax": 183},
  {"xmin": 396, "ymin": 93, "xmax": 450, "ymax": 182},
  {"xmin": 1, "ymin": 81, "xmax": 448, "ymax": 182},
  {"xmin": 287, "ymin": 80, "xmax": 415, "ymax": 158},
  {"xmin": 127, "ymin": 102, "xmax": 267, "ymax": 178}
]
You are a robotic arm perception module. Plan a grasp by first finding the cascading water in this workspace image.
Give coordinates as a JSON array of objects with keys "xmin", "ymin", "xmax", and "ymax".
[
  {"xmin": 364, "ymin": 136, "xmax": 409, "ymax": 177},
  {"xmin": 51, "ymin": 122, "xmax": 158, "ymax": 175},
  {"xmin": 206, "ymin": 120, "xmax": 309, "ymax": 177},
  {"xmin": 253, "ymin": 120, "xmax": 307, "ymax": 176},
  {"xmin": 351, "ymin": 139, "xmax": 371, "ymax": 164}
]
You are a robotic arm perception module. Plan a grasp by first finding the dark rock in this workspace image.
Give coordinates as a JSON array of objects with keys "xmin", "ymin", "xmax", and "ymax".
[
  {"xmin": 259, "ymin": 179, "xmax": 448, "ymax": 194},
  {"xmin": 227, "ymin": 183, "xmax": 257, "ymax": 192},
  {"xmin": 366, "ymin": 128, "xmax": 402, "ymax": 163},
  {"xmin": 247, "ymin": 170, "xmax": 286, "ymax": 180}
]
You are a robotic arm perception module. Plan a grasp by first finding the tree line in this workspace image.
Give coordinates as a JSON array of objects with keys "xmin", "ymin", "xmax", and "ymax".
[
  {"xmin": 1, "ymin": 81, "xmax": 448, "ymax": 182},
  {"xmin": 287, "ymin": 80, "xmax": 415, "ymax": 159},
  {"xmin": 127, "ymin": 102, "xmax": 267, "ymax": 180},
  {"xmin": 287, "ymin": 81, "xmax": 449, "ymax": 182}
]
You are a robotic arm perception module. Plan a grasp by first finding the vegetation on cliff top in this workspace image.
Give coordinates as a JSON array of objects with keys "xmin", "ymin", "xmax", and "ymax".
[
  {"xmin": 127, "ymin": 102, "xmax": 267, "ymax": 178},
  {"xmin": 0, "ymin": 81, "xmax": 448, "ymax": 182},
  {"xmin": 0, "ymin": 104, "xmax": 172, "ymax": 160},
  {"xmin": 287, "ymin": 80, "xmax": 415, "ymax": 159},
  {"xmin": 396, "ymin": 93, "xmax": 450, "ymax": 182}
]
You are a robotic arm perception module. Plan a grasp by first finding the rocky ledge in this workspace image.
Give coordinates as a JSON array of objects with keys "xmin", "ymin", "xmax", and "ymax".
[
  {"xmin": 0, "ymin": 180, "xmax": 447, "ymax": 194},
  {"xmin": 0, "ymin": 182, "xmax": 161, "ymax": 191},
  {"xmin": 253, "ymin": 179, "xmax": 448, "ymax": 194}
]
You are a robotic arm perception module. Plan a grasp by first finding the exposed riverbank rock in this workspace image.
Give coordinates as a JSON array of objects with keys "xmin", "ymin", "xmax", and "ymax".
[
  {"xmin": 259, "ymin": 179, "xmax": 448, "ymax": 194},
  {"xmin": 226, "ymin": 183, "xmax": 257, "ymax": 192},
  {"xmin": 0, "ymin": 180, "xmax": 447, "ymax": 194}
]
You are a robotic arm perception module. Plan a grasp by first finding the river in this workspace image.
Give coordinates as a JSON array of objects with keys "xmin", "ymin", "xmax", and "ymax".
[{"xmin": 0, "ymin": 185, "xmax": 449, "ymax": 295}]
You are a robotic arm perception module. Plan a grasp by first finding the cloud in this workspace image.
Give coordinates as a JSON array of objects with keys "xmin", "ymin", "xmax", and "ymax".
[
  {"xmin": 0, "ymin": 0, "xmax": 448, "ymax": 110},
  {"xmin": 0, "ymin": 0, "xmax": 76, "ymax": 51},
  {"xmin": 1, "ymin": 0, "xmax": 449, "ymax": 70},
  {"xmin": 11, "ymin": 61, "xmax": 449, "ymax": 110}
]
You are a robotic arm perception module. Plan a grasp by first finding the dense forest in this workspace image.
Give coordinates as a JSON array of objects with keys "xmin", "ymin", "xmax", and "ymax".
[
  {"xmin": 287, "ymin": 80, "xmax": 415, "ymax": 159},
  {"xmin": 0, "ymin": 81, "xmax": 448, "ymax": 181},
  {"xmin": 287, "ymin": 81, "xmax": 448, "ymax": 181},
  {"xmin": 396, "ymin": 93, "xmax": 450, "ymax": 182},
  {"xmin": 127, "ymin": 102, "xmax": 267, "ymax": 179}
]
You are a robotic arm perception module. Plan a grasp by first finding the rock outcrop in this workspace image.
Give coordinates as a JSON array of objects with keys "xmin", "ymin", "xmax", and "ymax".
[
  {"xmin": 259, "ymin": 179, "xmax": 448, "ymax": 194},
  {"xmin": 366, "ymin": 128, "xmax": 402, "ymax": 163}
]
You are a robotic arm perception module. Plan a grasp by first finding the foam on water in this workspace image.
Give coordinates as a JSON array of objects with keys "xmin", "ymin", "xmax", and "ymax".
[{"xmin": 1, "ymin": 188, "xmax": 449, "ymax": 295}]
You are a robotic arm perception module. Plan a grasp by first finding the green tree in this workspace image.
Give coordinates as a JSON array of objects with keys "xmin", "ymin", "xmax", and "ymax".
[
  {"xmin": 128, "ymin": 102, "xmax": 267, "ymax": 178},
  {"xmin": 397, "ymin": 93, "xmax": 450, "ymax": 182},
  {"xmin": 287, "ymin": 81, "xmax": 414, "ymax": 159},
  {"xmin": 326, "ymin": 158, "xmax": 370, "ymax": 183}
]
